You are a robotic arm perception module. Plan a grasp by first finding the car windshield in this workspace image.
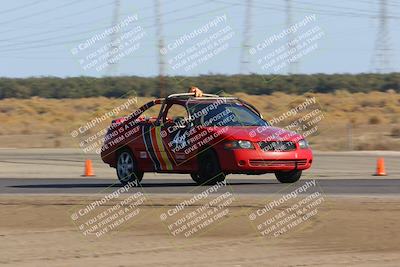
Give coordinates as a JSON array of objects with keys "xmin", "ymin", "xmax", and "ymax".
[{"xmin": 188, "ymin": 101, "xmax": 269, "ymax": 127}]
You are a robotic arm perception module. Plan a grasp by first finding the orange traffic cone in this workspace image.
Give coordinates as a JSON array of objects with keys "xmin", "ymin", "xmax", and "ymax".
[
  {"xmin": 374, "ymin": 157, "xmax": 387, "ymax": 176},
  {"xmin": 82, "ymin": 159, "xmax": 95, "ymax": 177}
]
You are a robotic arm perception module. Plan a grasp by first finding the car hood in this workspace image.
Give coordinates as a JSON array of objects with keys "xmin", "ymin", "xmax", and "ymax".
[{"xmin": 206, "ymin": 126, "xmax": 304, "ymax": 142}]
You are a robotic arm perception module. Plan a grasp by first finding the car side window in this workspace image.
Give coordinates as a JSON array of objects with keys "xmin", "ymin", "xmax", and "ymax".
[
  {"xmin": 141, "ymin": 103, "xmax": 161, "ymax": 119},
  {"xmin": 164, "ymin": 104, "xmax": 188, "ymax": 124}
]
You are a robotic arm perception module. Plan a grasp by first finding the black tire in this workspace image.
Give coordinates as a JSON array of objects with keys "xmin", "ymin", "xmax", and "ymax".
[
  {"xmin": 116, "ymin": 148, "xmax": 143, "ymax": 185},
  {"xmin": 191, "ymin": 149, "xmax": 226, "ymax": 185},
  {"xmin": 275, "ymin": 170, "xmax": 302, "ymax": 183}
]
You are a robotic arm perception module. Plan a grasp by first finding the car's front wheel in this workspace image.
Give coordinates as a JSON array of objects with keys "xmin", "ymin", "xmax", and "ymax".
[
  {"xmin": 275, "ymin": 170, "xmax": 302, "ymax": 183},
  {"xmin": 191, "ymin": 149, "xmax": 225, "ymax": 185},
  {"xmin": 116, "ymin": 148, "xmax": 143, "ymax": 185}
]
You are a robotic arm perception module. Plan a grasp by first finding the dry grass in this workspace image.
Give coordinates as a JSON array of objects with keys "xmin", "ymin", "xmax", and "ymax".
[{"xmin": 0, "ymin": 91, "xmax": 399, "ymax": 150}]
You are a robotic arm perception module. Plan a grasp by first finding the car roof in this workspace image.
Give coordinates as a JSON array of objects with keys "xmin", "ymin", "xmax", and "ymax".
[
  {"xmin": 150, "ymin": 92, "xmax": 262, "ymax": 118},
  {"xmin": 165, "ymin": 93, "xmax": 238, "ymax": 105},
  {"xmin": 168, "ymin": 97, "xmax": 237, "ymax": 105}
]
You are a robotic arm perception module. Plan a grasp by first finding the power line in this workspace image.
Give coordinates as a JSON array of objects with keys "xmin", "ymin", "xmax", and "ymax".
[
  {"xmin": 0, "ymin": 6, "xmax": 230, "ymax": 54},
  {"xmin": 291, "ymin": 0, "xmax": 400, "ymax": 17},
  {"xmin": 0, "ymin": 0, "xmax": 47, "ymax": 15},
  {"xmin": 7, "ymin": 1, "xmax": 389, "ymax": 56},
  {"xmin": 354, "ymin": 0, "xmax": 400, "ymax": 8},
  {"xmin": 216, "ymin": 0, "xmax": 400, "ymax": 19},
  {"xmin": 0, "ymin": 10, "xmax": 116, "ymax": 37},
  {"xmin": 0, "ymin": 0, "xmax": 85, "ymax": 26},
  {"xmin": 0, "ymin": 1, "xmax": 210, "ymax": 49},
  {"xmin": 36, "ymin": 0, "xmax": 116, "ymax": 26},
  {"xmin": 0, "ymin": 0, "xmax": 152, "ymax": 36}
]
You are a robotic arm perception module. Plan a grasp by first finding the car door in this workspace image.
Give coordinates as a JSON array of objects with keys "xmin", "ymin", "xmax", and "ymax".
[
  {"xmin": 159, "ymin": 103, "xmax": 195, "ymax": 171},
  {"xmin": 132, "ymin": 101, "xmax": 165, "ymax": 172}
]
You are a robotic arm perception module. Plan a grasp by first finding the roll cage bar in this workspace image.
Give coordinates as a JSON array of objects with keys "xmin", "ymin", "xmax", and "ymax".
[{"xmin": 154, "ymin": 92, "xmax": 264, "ymax": 124}]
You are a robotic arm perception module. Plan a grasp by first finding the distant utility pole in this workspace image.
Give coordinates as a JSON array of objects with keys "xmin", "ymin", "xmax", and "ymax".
[
  {"xmin": 372, "ymin": 0, "xmax": 392, "ymax": 73},
  {"xmin": 286, "ymin": 0, "xmax": 299, "ymax": 74},
  {"xmin": 240, "ymin": 0, "xmax": 253, "ymax": 74},
  {"xmin": 155, "ymin": 0, "xmax": 166, "ymax": 97},
  {"xmin": 107, "ymin": 0, "xmax": 121, "ymax": 75}
]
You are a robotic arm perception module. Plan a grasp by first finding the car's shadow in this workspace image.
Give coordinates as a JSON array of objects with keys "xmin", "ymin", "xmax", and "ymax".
[{"xmin": 10, "ymin": 180, "xmax": 277, "ymax": 189}]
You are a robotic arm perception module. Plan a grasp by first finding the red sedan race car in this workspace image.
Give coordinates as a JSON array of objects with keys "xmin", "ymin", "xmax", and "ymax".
[{"xmin": 101, "ymin": 93, "xmax": 313, "ymax": 185}]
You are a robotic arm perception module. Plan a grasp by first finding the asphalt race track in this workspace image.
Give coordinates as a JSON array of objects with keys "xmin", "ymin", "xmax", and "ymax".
[
  {"xmin": 0, "ymin": 149, "xmax": 399, "ymax": 196},
  {"xmin": 0, "ymin": 177, "xmax": 399, "ymax": 195}
]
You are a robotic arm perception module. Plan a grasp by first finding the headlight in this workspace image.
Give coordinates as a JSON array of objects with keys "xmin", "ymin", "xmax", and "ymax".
[
  {"xmin": 238, "ymin": 140, "xmax": 253, "ymax": 149},
  {"xmin": 298, "ymin": 139, "xmax": 309, "ymax": 149},
  {"xmin": 224, "ymin": 140, "xmax": 254, "ymax": 149}
]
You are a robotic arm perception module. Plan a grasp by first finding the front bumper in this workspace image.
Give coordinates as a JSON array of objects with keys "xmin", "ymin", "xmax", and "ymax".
[{"xmin": 216, "ymin": 145, "xmax": 313, "ymax": 173}]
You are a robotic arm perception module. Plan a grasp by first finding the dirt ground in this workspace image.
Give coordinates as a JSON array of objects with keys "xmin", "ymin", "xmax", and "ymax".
[{"xmin": 0, "ymin": 195, "xmax": 399, "ymax": 266}]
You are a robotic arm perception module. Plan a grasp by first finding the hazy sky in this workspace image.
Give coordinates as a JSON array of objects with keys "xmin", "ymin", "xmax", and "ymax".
[{"xmin": 1, "ymin": 0, "xmax": 399, "ymax": 77}]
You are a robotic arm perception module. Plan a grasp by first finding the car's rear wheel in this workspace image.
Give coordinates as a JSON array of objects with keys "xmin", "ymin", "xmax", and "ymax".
[
  {"xmin": 275, "ymin": 170, "xmax": 302, "ymax": 183},
  {"xmin": 116, "ymin": 148, "xmax": 143, "ymax": 185},
  {"xmin": 191, "ymin": 149, "xmax": 225, "ymax": 185}
]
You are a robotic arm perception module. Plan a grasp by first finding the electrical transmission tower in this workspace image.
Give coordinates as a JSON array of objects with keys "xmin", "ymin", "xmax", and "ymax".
[
  {"xmin": 240, "ymin": 0, "xmax": 253, "ymax": 74},
  {"xmin": 372, "ymin": 0, "xmax": 392, "ymax": 73},
  {"xmin": 286, "ymin": 0, "xmax": 299, "ymax": 74},
  {"xmin": 155, "ymin": 0, "xmax": 166, "ymax": 97},
  {"xmin": 107, "ymin": 0, "xmax": 121, "ymax": 75}
]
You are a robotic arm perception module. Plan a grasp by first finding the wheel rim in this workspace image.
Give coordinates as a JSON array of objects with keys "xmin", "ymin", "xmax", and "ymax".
[{"xmin": 117, "ymin": 152, "xmax": 134, "ymax": 181}]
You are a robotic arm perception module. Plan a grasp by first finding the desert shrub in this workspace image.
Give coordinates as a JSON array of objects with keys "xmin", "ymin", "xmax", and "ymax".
[
  {"xmin": 391, "ymin": 127, "xmax": 400, "ymax": 138},
  {"xmin": 54, "ymin": 140, "xmax": 61, "ymax": 147},
  {"xmin": 368, "ymin": 116, "xmax": 381, "ymax": 125}
]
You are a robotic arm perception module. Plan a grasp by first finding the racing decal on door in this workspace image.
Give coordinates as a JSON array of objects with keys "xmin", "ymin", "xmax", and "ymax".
[
  {"xmin": 142, "ymin": 125, "xmax": 173, "ymax": 171},
  {"xmin": 170, "ymin": 129, "xmax": 187, "ymax": 151},
  {"xmin": 153, "ymin": 126, "xmax": 173, "ymax": 170}
]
